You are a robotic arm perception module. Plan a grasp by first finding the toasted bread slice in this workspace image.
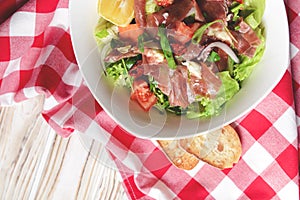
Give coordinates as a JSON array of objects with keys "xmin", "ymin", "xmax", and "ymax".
[
  {"xmin": 179, "ymin": 125, "xmax": 242, "ymax": 169},
  {"xmin": 157, "ymin": 140, "xmax": 199, "ymax": 170}
]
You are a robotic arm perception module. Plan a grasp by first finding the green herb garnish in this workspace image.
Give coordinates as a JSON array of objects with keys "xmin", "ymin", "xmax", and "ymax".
[
  {"xmin": 158, "ymin": 26, "xmax": 177, "ymax": 69},
  {"xmin": 207, "ymin": 51, "xmax": 221, "ymax": 62}
]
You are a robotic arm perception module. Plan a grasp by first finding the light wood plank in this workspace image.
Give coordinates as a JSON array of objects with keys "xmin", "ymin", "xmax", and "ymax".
[
  {"xmin": 0, "ymin": 96, "xmax": 56, "ymax": 200},
  {"xmin": 75, "ymin": 137, "xmax": 128, "ymax": 200},
  {"xmin": 0, "ymin": 96, "xmax": 127, "ymax": 200}
]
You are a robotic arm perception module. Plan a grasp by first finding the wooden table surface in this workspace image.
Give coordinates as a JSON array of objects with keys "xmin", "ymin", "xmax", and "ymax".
[{"xmin": 0, "ymin": 96, "xmax": 127, "ymax": 200}]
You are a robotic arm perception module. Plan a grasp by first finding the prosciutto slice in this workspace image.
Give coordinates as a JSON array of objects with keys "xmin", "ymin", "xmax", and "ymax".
[
  {"xmin": 134, "ymin": 0, "xmax": 147, "ymax": 27},
  {"xmin": 190, "ymin": 62, "xmax": 222, "ymax": 98},
  {"xmin": 104, "ymin": 46, "xmax": 140, "ymax": 63},
  {"xmin": 192, "ymin": 0, "xmax": 206, "ymax": 22},
  {"xmin": 142, "ymin": 63, "xmax": 172, "ymax": 96},
  {"xmin": 137, "ymin": 61, "xmax": 222, "ymax": 108},
  {"xmin": 197, "ymin": 0, "xmax": 228, "ymax": 22},
  {"xmin": 168, "ymin": 66, "xmax": 191, "ymax": 108},
  {"xmin": 142, "ymin": 64, "xmax": 192, "ymax": 108},
  {"xmin": 147, "ymin": 0, "xmax": 194, "ymax": 27},
  {"xmin": 231, "ymin": 20, "xmax": 261, "ymax": 57},
  {"xmin": 181, "ymin": 42, "xmax": 204, "ymax": 61}
]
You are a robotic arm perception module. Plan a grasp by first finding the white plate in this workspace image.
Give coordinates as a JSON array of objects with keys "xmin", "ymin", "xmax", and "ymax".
[{"xmin": 69, "ymin": 0, "xmax": 289, "ymax": 139}]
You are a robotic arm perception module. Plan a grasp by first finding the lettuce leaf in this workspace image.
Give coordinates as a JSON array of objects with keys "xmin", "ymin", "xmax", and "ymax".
[
  {"xmin": 146, "ymin": 0, "xmax": 161, "ymax": 14},
  {"xmin": 243, "ymin": 0, "xmax": 265, "ymax": 29},
  {"xmin": 94, "ymin": 18, "xmax": 118, "ymax": 45},
  {"xmin": 105, "ymin": 57, "xmax": 140, "ymax": 88}
]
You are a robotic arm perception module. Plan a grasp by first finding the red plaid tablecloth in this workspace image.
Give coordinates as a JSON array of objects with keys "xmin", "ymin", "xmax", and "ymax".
[{"xmin": 0, "ymin": 0, "xmax": 299, "ymax": 199}]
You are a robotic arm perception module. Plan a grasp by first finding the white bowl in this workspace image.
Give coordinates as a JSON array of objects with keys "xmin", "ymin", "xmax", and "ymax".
[{"xmin": 69, "ymin": 0, "xmax": 289, "ymax": 139}]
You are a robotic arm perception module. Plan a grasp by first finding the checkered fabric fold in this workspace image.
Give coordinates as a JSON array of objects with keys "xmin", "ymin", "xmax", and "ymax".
[{"xmin": 0, "ymin": 0, "xmax": 299, "ymax": 199}]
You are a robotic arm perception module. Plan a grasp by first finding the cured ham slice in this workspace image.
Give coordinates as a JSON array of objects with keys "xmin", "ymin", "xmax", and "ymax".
[
  {"xmin": 197, "ymin": 0, "xmax": 228, "ymax": 22},
  {"xmin": 139, "ymin": 61, "xmax": 221, "ymax": 108},
  {"xmin": 231, "ymin": 20, "xmax": 261, "ymax": 57},
  {"xmin": 134, "ymin": 0, "xmax": 147, "ymax": 27},
  {"xmin": 147, "ymin": 0, "xmax": 194, "ymax": 27}
]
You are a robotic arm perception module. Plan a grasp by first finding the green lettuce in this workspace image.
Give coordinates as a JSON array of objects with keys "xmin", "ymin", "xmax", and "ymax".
[
  {"xmin": 146, "ymin": 0, "xmax": 161, "ymax": 14},
  {"xmin": 105, "ymin": 57, "xmax": 141, "ymax": 88},
  {"xmin": 243, "ymin": 0, "xmax": 265, "ymax": 29},
  {"xmin": 94, "ymin": 18, "xmax": 118, "ymax": 45}
]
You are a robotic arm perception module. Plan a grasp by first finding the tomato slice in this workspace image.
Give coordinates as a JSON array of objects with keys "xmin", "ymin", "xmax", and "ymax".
[{"xmin": 131, "ymin": 79, "xmax": 157, "ymax": 111}]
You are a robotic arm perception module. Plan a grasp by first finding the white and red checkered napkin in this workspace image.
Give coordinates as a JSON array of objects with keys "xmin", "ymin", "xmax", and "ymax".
[{"xmin": 0, "ymin": 0, "xmax": 299, "ymax": 199}]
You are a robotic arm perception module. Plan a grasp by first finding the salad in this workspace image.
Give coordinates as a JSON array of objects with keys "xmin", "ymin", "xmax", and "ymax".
[{"xmin": 94, "ymin": 0, "xmax": 265, "ymax": 119}]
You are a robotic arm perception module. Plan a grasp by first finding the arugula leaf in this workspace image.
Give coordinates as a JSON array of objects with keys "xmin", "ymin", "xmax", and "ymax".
[
  {"xmin": 167, "ymin": 106, "xmax": 187, "ymax": 115},
  {"xmin": 149, "ymin": 76, "xmax": 170, "ymax": 112},
  {"xmin": 158, "ymin": 26, "xmax": 177, "ymax": 69},
  {"xmin": 105, "ymin": 56, "xmax": 140, "ymax": 88},
  {"xmin": 230, "ymin": 2, "xmax": 244, "ymax": 21}
]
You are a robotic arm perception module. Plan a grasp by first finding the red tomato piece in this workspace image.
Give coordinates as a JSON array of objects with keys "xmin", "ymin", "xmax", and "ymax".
[
  {"xmin": 131, "ymin": 79, "xmax": 157, "ymax": 111},
  {"xmin": 155, "ymin": 0, "xmax": 174, "ymax": 7}
]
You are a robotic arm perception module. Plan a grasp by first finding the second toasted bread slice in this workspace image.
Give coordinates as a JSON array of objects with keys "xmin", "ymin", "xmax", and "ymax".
[
  {"xmin": 157, "ymin": 140, "xmax": 199, "ymax": 170},
  {"xmin": 179, "ymin": 125, "xmax": 242, "ymax": 169}
]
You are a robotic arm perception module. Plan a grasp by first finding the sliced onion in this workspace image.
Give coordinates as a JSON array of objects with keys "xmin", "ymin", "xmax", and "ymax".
[{"xmin": 198, "ymin": 41, "xmax": 240, "ymax": 64}]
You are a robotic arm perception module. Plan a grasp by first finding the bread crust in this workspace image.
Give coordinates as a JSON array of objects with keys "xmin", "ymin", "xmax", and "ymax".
[
  {"xmin": 179, "ymin": 125, "xmax": 242, "ymax": 169},
  {"xmin": 157, "ymin": 140, "xmax": 199, "ymax": 170}
]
